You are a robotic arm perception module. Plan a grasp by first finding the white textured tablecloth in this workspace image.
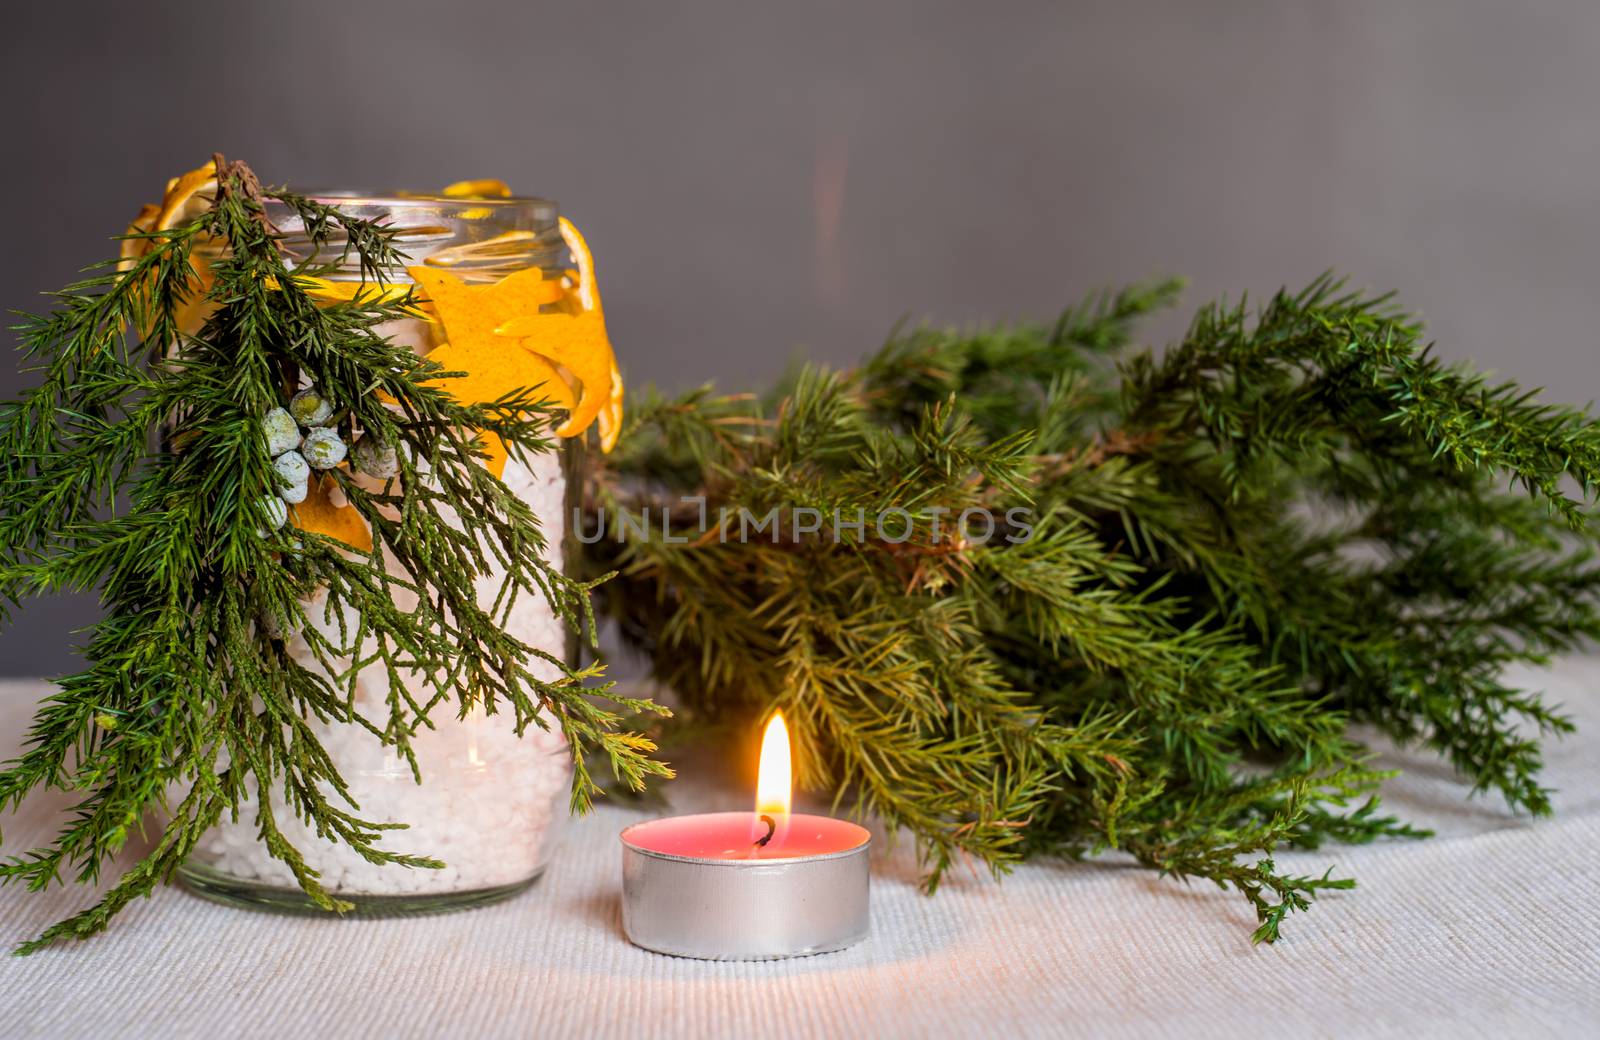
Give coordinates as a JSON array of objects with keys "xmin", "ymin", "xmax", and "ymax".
[{"xmin": 2, "ymin": 661, "xmax": 1598, "ymax": 1039}]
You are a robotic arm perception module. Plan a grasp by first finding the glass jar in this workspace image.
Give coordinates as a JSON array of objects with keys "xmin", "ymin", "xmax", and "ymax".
[{"xmin": 176, "ymin": 192, "xmax": 589, "ymax": 915}]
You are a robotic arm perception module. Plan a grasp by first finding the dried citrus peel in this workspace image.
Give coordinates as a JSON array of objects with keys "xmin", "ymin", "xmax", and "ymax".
[
  {"xmin": 558, "ymin": 216, "xmax": 601, "ymax": 312},
  {"xmin": 405, "ymin": 269, "xmax": 578, "ymax": 477},
  {"xmin": 415, "ymin": 183, "xmax": 624, "ymax": 455},
  {"xmin": 124, "ymin": 168, "xmax": 623, "ymax": 537},
  {"xmin": 556, "ymin": 216, "xmax": 623, "ymax": 451},
  {"xmin": 494, "ymin": 311, "xmax": 613, "ymax": 443},
  {"xmin": 291, "ymin": 276, "xmax": 413, "ymax": 306},
  {"xmin": 291, "ymin": 474, "xmax": 373, "ymax": 552},
  {"xmin": 405, "ymin": 219, "xmax": 623, "ymax": 459},
  {"xmin": 441, "ymin": 179, "xmax": 514, "ymax": 199},
  {"xmin": 434, "ymin": 215, "xmax": 623, "ymax": 450},
  {"xmin": 599, "ymin": 356, "xmax": 625, "ymax": 452}
]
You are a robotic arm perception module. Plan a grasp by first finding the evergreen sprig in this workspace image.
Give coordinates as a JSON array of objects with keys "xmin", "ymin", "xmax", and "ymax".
[
  {"xmin": 589, "ymin": 276, "xmax": 1600, "ymax": 941},
  {"xmin": 6, "ymin": 160, "xmax": 1595, "ymax": 949},
  {"xmin": 0, "ymin": 159, "xmax": 667, "ymax": 952}
]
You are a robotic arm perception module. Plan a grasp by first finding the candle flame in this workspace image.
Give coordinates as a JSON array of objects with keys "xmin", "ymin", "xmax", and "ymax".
[{"xmin": 756, "ymin": 712, "xmax": 792, "ymax": 820}]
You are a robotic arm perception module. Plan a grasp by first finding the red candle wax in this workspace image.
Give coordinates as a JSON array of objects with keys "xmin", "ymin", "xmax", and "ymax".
[{"xmin": 621, "ymin": 811, "xmax": 870, "ymax": 861}]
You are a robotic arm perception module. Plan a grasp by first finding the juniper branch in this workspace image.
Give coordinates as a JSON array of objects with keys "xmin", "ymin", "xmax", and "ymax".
[
  {"xmin": 591, "ymin": 274, "xmax": 1600, "ymax": 941},
  {"xmin": 0, "ymin": 160, "xmax": 668, "ymax": 951}
]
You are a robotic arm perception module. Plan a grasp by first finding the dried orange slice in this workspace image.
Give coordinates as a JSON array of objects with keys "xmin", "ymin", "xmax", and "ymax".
[
  {"xmin": 120, "ymin": 161, "xmax": 220, "ymax": 270},
  {"xmin": 597, "ymin": 356, "xmax": 625, "ymax": 452},
  {"xmin": 555, "ymin": 216, "xmax": 624, "ymax": 448},
  {"xmin": 118, "ymin": 161, "xmax": 220, "ymax": 335},
  {"xmin": 153, "ymin": 163, "xmax": 219, "ymax": 233},
  {"xmin": 117, "ymin": 161, "xmax": 217, "ymax": 267},
  {"xmin": 558, "ymin": 216, "xmax": 601, "ymax": 312},
  {"xmin": 118, "ymin": 203, "xmax": 161, "ymax": 273}
]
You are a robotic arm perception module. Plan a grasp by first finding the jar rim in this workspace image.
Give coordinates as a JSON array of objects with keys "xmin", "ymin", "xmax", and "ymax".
[
  {"xmin": 252, "ymin": 191, "xmax": 566, "ymax": 278},
  {"xmin": 295, "ymin": 190, "xmax": 558, "ymax": 217}
]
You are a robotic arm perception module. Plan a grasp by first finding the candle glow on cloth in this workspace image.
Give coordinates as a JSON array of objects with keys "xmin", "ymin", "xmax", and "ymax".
[{"xmin": 619, "ymin": 712, "xmax": 871, "ymax": 959}]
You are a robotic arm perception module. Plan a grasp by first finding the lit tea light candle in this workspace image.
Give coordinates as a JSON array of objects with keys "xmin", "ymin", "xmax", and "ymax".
[{"xmin": 619, "ymin": 712, "xmax": 872, "ymax": 959}]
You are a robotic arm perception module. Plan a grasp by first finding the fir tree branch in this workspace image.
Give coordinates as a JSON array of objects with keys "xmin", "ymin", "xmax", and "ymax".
[{"xmin": 591, "ymin": 274, "xmax": 1600, "ymax": 941}]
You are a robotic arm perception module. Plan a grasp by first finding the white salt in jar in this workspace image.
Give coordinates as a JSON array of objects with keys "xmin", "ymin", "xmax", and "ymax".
[{"xmin": 177, "ymin": 192, "xmax": 587, "ymax": 914}]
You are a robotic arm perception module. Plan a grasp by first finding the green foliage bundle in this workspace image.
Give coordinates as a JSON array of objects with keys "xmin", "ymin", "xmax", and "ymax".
[
  {"xmin": 0, "ymin": 158, "xmax": 665, "ymax": 952},
  {"xmin": 588, "ymin": 276, "xmax": 1600, "ymax": 941},
  {"xmin": 3, "ymin": 152, "xmax": 1595, "ymax": 950}
]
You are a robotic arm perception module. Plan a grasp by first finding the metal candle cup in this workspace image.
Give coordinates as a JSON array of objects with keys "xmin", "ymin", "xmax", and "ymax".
[
  {"xmin": 620, "ymin": 812, "xmax": 871, "ymax": 959},
  {"xmin": 618, "ymin": 713, "xmax": 872, "ymax": 959}
]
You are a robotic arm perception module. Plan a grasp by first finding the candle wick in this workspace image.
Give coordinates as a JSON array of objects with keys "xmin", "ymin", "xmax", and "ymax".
[{"xmin": 754, "ymin": 814, "xmax": 776, "ymax": 847}]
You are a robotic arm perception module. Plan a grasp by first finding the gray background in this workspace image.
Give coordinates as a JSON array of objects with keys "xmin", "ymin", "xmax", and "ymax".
[{"xmin": 3, "ymin": 1, "xmax": 1598, "ymax": 675}]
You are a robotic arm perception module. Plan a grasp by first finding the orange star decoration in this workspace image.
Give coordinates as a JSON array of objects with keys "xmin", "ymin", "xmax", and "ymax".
[
  {"xmin": 498, "ymin": 216, "xmax": 625, "ymax": 450},
  {"xmin": 409, "ymin": 266, "xmax": 575, "ymax": 477},
  {"xmin": 406, "ymin": 213, "xmax": 625, "ymax": 473}
]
